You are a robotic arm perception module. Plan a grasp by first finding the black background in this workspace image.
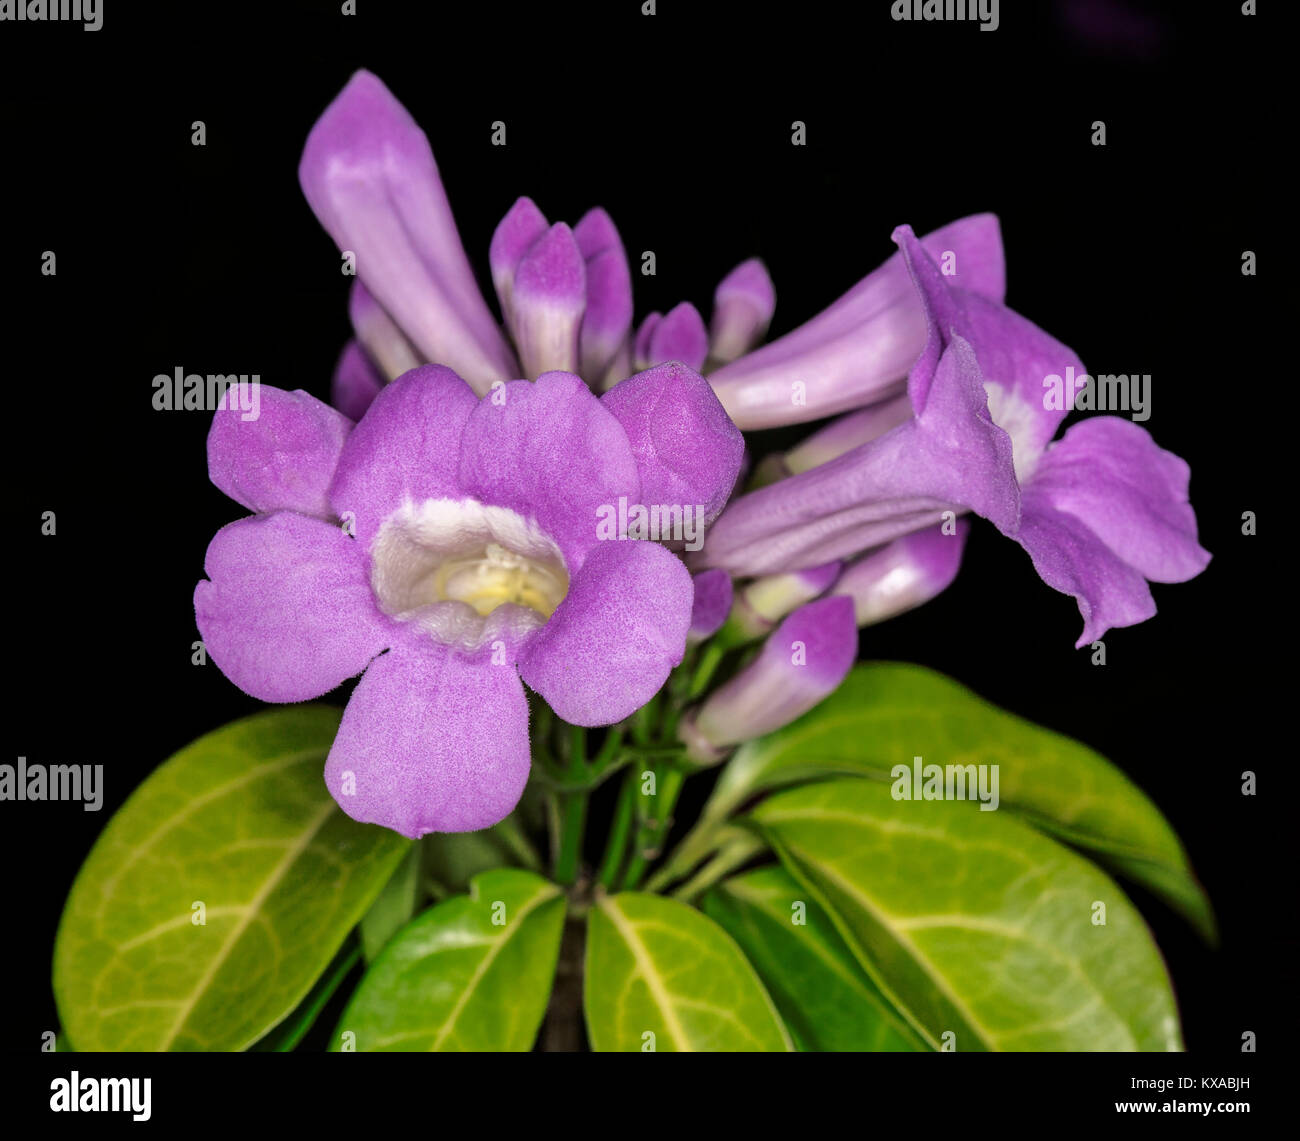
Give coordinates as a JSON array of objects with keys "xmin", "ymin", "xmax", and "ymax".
[{"xmin": 1, "ymin": 0, "xmax": 1288, "ymax": 1074}]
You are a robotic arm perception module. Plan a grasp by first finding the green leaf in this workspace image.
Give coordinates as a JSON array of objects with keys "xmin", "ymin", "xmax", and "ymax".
[
  {"xmin": 699, "ymin": 663, "xmax": 1212, "ymax": 940},
  {"xmin": 331, "ymin": 868, "xmax": 565, "ymax": 1051},
  {"xmin": 251, "ymin": 937, "xmax": 362, "ymax": 1052},
  {"xmin": 751, "ymin": 779, "xmax": 1183, "ymax": 1052},
  {"xmin": 703, "ymin": 866, "xmax": 926, "ymax": 1051},
  {"xmin": 53, "ymin": 706, "xmax": 410, "ymax": 1051},
  {"xmin": 360, "ymin": 844, "xmax": 423, "ymax": 962},
  {"xmin": 584, "ymin": 892, "xmax": 793, "ymax": 1052}
]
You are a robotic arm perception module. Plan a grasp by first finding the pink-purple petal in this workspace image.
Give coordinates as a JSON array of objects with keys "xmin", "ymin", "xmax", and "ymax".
[
  {"xmin": 647, "ymin": 301, "xmax": 709, "ymax": 372},
  {"xmin": 329, "ymin": 364, "xmax": 479, "ymax": 550},
  {"xmin": 325, "ymin": 636, "xmax": 531, "ymax": 837},
  {"xmin": 457, "ymin": 370, "xmax": 640, "ymax": 573},
  {"xmin": 331, "ymin": 340, "xmax": 386, "ymax": 422},
  {"xmin": 207, "ymin": 385, "xmax": 352, "ymax": 519},
  {"xmin": 601, "ymin": 361, "xmax": 744, "ymax": 524},
  {"xmin": 518, "ymin": 539, "xmax": 692, "ymax": 726},
  {"xmin": 194, "ymin": 511, "xmax": 393, "ymax": 703}
]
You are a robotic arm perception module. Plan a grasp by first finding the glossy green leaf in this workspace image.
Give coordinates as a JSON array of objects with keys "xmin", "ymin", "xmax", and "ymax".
[
  {"xmin": 584, "ymin": 891, "xmax": 793, "ymax": 1052},
  {"xmin": 360, "ymin": 844, "xmax": 423, "ymax": 962},
  {"xmin": 752, "ymin": 780, "xmax": 1183, "ymax": 1052},
  {"xmin": 331, "ymin": 868, "xmax": 565, "ymax": 1051},
  {"xmin": 703, "ymin": 866, "xmax": 926, "ymax": 1051},
  {"xmin": 252, "ymin": 937, "xmax": 362, "ymax": 1052},
  {"xmin": 698, "ymin": 663, "xmax": 1211, "ymax": 939},
  {"xmin": 53, "ymin": 707, "xmax": 410, "ymax": 1051}
]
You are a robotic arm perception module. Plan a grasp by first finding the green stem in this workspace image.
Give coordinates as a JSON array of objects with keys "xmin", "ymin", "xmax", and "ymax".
[
  {"xmin": 552, "ymin": 791, "xmax": 587, "ymax": 886},
  {"xmin": 618, "ymin": 762, "xmax": 686, "ymax": 891},
  {"xmin": 669, "ymin": 829, "xmax": 765, "ymax": 902},
  {"xmin": 687, "ymin": 642, "xmax": 727, "ymax": 700},
  {"xmin": 596, "ymin": 768, "xmax": 638, "ymax": 889}
]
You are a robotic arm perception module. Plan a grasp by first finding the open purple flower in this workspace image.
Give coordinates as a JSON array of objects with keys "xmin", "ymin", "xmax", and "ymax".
[
  {"xmin": 195, "ymin": 362, "xmax": 742, "ymax": 837},
  {"xmin": 703, "ymin": 226, "xmax": 1209, "ymax": 646}
]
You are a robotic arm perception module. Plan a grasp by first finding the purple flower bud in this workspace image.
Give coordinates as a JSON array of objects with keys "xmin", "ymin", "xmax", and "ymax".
[
  {"xmin": 784, "ymin": 392, "xmax": 914, "ymax": 474},
  {"xmin": 710, "ymin": 258, "xmax": 775, "ymax": 365},
  {"xmin": 348, "ymin": 280, "xmax": 422, "ymax": 382},
  {"xmin": 489, "ymin": 196, "xmax": 549, "ymax": 329},
  {"xmin": 731, "ymin": 560, "xmax": 842, "ymax": 639},
  {"xmin": 511, "ymin": 223, "xmax": 587, "ymax": 378},
  {"xmin": 682, "ymin": 595, "xmax": 856, "ymax": 758},
  {"xmin": 833, "ymin": 521, "xmax": 968, "ymax": 625},
  {"xmin": 648, "ymin": 302, "xmax": 709, "ymax": 372},
  {"xmin": 688, "ymin": 569, "xmax": 733, "ymax": 642},
  {"xmin": 633, "ymin": 312, "xmax": 662, "ymax": 371},
  {"xmin": 573, "ymin": 208, "xmax": 633, "ymax": 386}
]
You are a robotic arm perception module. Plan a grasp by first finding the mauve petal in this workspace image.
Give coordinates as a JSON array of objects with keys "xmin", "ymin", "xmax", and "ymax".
[
  {"xmin": 457, "ymin": 370, "xmax": 639, "ymax": 572},
  {"xmin": 329, "ymin": 364, "xmax": 478, "ymax": 550},
  {"xmin": 207, "ymin": 385, "xmax": 352, "ymax": 519},
  {"xmin": 194, "ymin": 512, "xmax": 394, "ymax": 702},
  {"xmin": 518, "ymin": 540, "xmax": 692, "ymax": 726},
  {"xmin": 325, "ymin": 636, "xmax": 530, "ymax": 837},
  {"xmin": 1015, "ymin": 490, "xmax": 1157, "ymax": 648},
  {"xmin": 601, "ymin": 361, "xmax": 744, "ymax": 523},
  {"xmin": 689, "ymin": 569, "xmax": 733, "ymax": 641},
  {"xmin": 298, "ymin": 71, "xmax": 517, "ymax": 394},
  {"xmin": 331, "ymin": 340, "xmax": 385, "ymax": 422},
  {"xmin": 1027, "ymin": 417, "xmax": 1210, "ymax": 583},
  {"xmin": 708, "ymin": 214, "xmax": 1005, "ymax": 429},
  {"xmin": 348, "ymin": 279, "xmax": 422, "ymax": 381},
  {"xmin": 489, "ymin": 196, "xmax": 549, "ymax": 327},
  {"xmin": 647, "ymin": 302, "xmax": 709, "ymax": 371},
  {"xmin": 710, "ymin": 257, "xmax": 775, "ymax": 364}
]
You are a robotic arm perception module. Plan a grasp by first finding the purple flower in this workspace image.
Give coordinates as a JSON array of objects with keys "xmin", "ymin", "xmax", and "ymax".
[
  {"xmin": 195, "ymin": 363, "xmax": 742, "ymax": 838},
  {"xmin": 703, "ymin": 226, "xmax": 1210, "ymax": 647}
]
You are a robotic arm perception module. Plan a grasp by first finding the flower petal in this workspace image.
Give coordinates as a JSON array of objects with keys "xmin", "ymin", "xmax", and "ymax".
[
  {"xmin": 194, "ymin": 511, "xmax": 393, "ymax": 702},
  {"xmin": 457, "ymin": 370, "xmax": 640, "ymax": 572},
  {"xmin": 601, "ymin": 361, "xmax": 744, "ymax": 523},
  {"xmin": 325, "ymin": 636, "xmax": 531, "ymax": 836},
  {"xmin": 298, "ymin": 70, "xmax": 517, "ymax": 394},
  {"xmin": 331, "ymin": 340, "xmax": 385, "ymax": 422},
  {"xmin": 518, "ymin": 539, "xmax": 692, "ymax": 726},
  {"xmin": 329, "ymin": 364, "xmax": 479, "ymax": 550},
  {"xmin": 1015, "ymin": 491, "xmax": 1157, "ymax": 649},
  {"xmin": 207, "ymin": 385, "xmax": 352, "ymax": 519},
  {"xmin": 688, "ymin": 569, "xmax": 733, "ymax": 641},
  {"xmin": 1026, "ymin": 417, "xmax": 1210, "ymax": 584}
]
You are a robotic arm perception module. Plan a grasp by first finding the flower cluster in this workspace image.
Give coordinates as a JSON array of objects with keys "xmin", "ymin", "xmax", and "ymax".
[{"xmin": 194, "ymin": 70, "xmax": 1208, "ymax": 837}]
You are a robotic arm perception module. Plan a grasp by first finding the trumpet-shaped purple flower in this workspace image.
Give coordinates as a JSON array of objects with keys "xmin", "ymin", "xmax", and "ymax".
[
  {"xmin": 195, "ymin": 362, "xmax": 742, "ymax": 838},
  {"xmin": 703, "ymin": 226, "xmax": 1210, "ymax": 646}
]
